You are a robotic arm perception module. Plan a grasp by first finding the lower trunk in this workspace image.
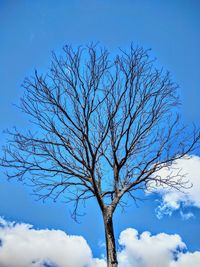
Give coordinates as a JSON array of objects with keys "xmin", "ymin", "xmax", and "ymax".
[{"xmin": 103, "ymin": 209, "xmax": 118, "ymax": 267}]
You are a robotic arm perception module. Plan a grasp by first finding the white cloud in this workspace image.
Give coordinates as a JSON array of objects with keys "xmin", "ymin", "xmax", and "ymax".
[
  {"xmin": 117, "ymin": 228, "xmax": 200, "ymax": 267},
  {"xmin": 118, "ymin": 228, "xmax": 185, "ymax": 267},
  {"xmin": 0, "ymin": 217, "xmax": 105, "ymax": 267},
  {"xmin": 0, "ymin": 217, "xmax": 200, "ymax": 267},
  {"xmin": 149, "ymin": 155, "xmax": 200, "ymax": 218},
  {"xmin": 170, "ymin": 252, "xmax": 200, "ymax": 267}
]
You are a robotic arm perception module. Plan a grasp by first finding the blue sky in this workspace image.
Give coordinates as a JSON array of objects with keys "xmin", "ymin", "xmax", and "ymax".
[{"xmin": 0, "ymin": 1, "xmax": 200, "ymax": 265}]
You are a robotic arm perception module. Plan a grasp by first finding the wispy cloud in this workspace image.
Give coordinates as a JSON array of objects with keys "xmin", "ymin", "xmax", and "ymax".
[{"xmin": 148, "ymin": 155, "xmax": 200, "ymax": 219}]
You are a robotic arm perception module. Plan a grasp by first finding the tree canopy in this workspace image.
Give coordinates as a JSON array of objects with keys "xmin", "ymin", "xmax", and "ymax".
[{"xmin": 1, "ymin": 44, "xmax": 199, "ymax": 267}]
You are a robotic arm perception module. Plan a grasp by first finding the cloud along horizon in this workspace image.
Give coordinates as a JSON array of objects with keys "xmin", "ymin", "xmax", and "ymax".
[
  {"xmin": 0, "ymin": 217, "xmax": 200, "ymax": 267},
  {"xmin": 148, "ymin": 155, "xmax": 200, "ymax": 219},
  {"xmin": 0, "ymin": 217, "xmax": 105, "ymax": 267}
]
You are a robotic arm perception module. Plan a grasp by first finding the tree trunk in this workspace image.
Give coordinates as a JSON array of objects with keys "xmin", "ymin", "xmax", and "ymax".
[{"xmin": 103, "ymin": 208, "xmax": 118, "ymax": 267}]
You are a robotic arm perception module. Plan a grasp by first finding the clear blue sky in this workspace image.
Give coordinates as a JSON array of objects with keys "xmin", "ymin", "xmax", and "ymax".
[{"xmin": 0, "ymin": 0, "xmax": 200, "ymax": 259}]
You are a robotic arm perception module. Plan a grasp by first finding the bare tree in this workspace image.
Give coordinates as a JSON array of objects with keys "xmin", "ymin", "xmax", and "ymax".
[{"xmin": 1, "ymin": 44, "xmax": 199, "ymax": 267}]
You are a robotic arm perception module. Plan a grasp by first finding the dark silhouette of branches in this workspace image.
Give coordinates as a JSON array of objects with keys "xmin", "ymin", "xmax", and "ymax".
[{"xmin": 1, "ymin": 44, "xmax": 199, "ymax": 267}]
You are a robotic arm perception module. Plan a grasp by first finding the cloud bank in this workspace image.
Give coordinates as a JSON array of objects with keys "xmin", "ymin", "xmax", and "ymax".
[
  {"xmin": 118, "ymin": 228, "xmax": 200, "ymax": 267},
  {"xmin": 149, "ymin": 155, "xmax": 200, "ymax": 219},
  {"xmin": 0, "ymin": 217, "xmax": 200, "ymax": 267},
  {"xmin": 0, "ymin": 217, "xmax": 105, "ymax": 267}
]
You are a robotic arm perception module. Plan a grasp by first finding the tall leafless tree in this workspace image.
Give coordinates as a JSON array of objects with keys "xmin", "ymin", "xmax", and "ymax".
[{"xmin": 1, "ymin": 45, "xmax": 199, "ymax": 267}]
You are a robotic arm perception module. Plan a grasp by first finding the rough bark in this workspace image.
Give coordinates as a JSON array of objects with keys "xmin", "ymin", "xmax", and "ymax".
[{"xmin": 103, "ymin": 208, "xmax": 118, "ymax": 267}]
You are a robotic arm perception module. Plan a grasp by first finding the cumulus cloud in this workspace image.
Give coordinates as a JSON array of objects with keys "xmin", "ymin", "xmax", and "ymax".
[
  {"xmin": 149, "ymin": 155, "xmax": 200, "ymax": 219},
  {"xmin": 118, "ymin": 228, "xmax": 185, "ymax": 267},
  {"xmin": 0, "ymin": 217, "xmax": 105, "ymax": 267},
  {"xmin": 0, "ymin": 217, "xmax": 200, "ymax": 267},
  {"xmin": 170, "ymin": 252, "xmax": 200, "ymax": 267},
  {"xmin": 118, "ymin": 228, "xmax": 200, "ymax": 267}
]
